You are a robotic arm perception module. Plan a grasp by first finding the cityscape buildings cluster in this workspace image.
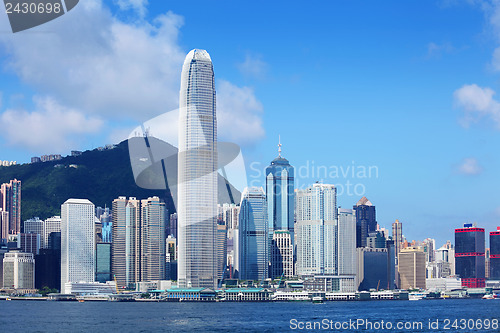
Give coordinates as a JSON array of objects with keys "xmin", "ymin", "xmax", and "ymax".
[{"xmin": 1, "ymin": 50, "xmax": 499, "ymax": 297}]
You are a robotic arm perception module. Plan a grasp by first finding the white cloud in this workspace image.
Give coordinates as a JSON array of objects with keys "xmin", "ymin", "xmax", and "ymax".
[
  {"xmin": 427, "ymin": 42, "xmax": 455, "ymax": 58},
  {"xmin": 0, "ymin": 0, "xmax": 185, "ymax": 122},
  {"xmin": 454, "ymin": 84, "xmax": 500, "ymax": 128},
  {"xmin": 0, "ymin": 96, "xmax": 103, "ymax": 153},
  {"xmin": 457, "ymin": 157, "xmax": 483, "ymax": 175},
  {"xmin": 115, "ymin": 0, "xmax": 148, "ymax": 18},
  {"xmin": 237, "ymin": 54, "xmax": 268, "ymax": 79},
  {"xmin": 217, "ymin": 80, "xmax": 265, "ymax": 145},
  {"xmin": 0, "ymin": 0, "xmax": 266, "ymax": 151}
]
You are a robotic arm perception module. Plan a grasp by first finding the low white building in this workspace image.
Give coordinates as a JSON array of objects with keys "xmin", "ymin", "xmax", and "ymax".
[
  {"xmin": 426, "ymin": 277, "xmax": 461, "ymax": 291},
  {"xmin": 64, "ymin": 281, "xmax": 117, "ymax": 295}
]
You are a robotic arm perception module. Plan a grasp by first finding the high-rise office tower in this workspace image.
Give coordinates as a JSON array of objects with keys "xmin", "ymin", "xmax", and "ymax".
[
  {"xmin": 238, "ymin": 187, "xmax": 268, "ymax": 281},
  {"xmin": 0, "ymin": 209, "xmax": 8, "ymax": 243},
  {"xmin": 3, "ymin": 250, "xmax": 34, "ymax": 289},
  {"xmin": 266, "ymin": 139, "xmax": 294, "ymax": 278},
  {"xmin": 178, "ymin": 49, "xmax": 218, "ymax": 289},
  {"xmin": 392, "ymin": 219, "xmax": 403, "ymax": 263},
  {"xmin": 354, "ymin": 196, "xmax": 376, "ymax": 248},
  {"xmin": 295, "ymin": 183, "xmax": 337, "ymax": 276},
  {"xmin": 140, "ymin": 197, "xmax": 166, "ymax": 281},
  {"xmin": 1, "ymin": 179, "xmax": 21, "ymax": 235},
  {"xmin": 398, "ymin": 247, "xmax": 426, "ymax": 290},
  {"xmin": 112, "ymin": 197, "xmax": 140, "ymax": 288},
  {"xmin": 61, "ymin": 199, "xmax": 95, "ymax": 294},
  {"xmin": 455, "ymin": 224, "xmax": 485, "ymax": 288},
  {"xmin": 490, "ymin": 227, "xmax": 500, "ymax": 280},
  {"xmin": 337, "ymin": 208, "xmax": 356, "ymax": 277},
  {"xmin": 218, "ymin": 203, "xmax": 240, "ymax": 278}
]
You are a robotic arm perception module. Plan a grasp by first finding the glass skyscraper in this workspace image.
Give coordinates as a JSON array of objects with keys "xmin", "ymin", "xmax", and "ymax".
[
  {"xmin": 178, "ymin": 49, "xmax": 218, "ymax": 288},
  {"xmin": 455, "ymin": 224, "xmax": 486, "ymax": 288},
  {"xmin": 238, "ymin": 187, "xmax": 268, "ymax": 281},
  {"xmin": 266, "ymin": 142, "xmax": 294, "ymax": 278},
  {"xmin": 354, "ymin": 196, "xmax": 376, "ymax": 248}
]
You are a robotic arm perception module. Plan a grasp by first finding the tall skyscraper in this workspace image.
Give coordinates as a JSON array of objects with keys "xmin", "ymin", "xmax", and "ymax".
[
  {"xmin": 490, "ymin": 227, "xmax": 500, "ymax": 280},
  {"xmin": 24, "ymin": 216, "xmax": 61, "ymax": 249},
  {"xmin": 238, "ymin": 187, "xmax": 268, "ymax": 281},
  {"xmin": 337, "ymin": 208, "xmax": 356, "ymax": 277},
  {"xmin": 455, "ymin": 224, "xmax": 485, "ymax": 288},
  {"xmin": 178, "ymin": 49, "xmax": 218, "ymax": 289},
  {"xmin": 112, "ymin": 196, "xmax": 140, "ymax": 288},
  {"xmin": 266, "ymin": 140, "xmax": 294, "ymax": 278},
  {"xmin": 140, "ymin": 197, "xmax": 166, "ymax": 282},
  {"xmin": 392, "ymin": 219, "xmax": 403, "ymax": 263},
  {"xmin": 354, "ymin": 196, "xmax": 376, "ymax": 248},
  {"xmin": 0, "ymin": 179, "xmax": 21, "ymax": 235},
  {"xmin": 295, "ymin": 183, "xmax": 337, "ymax": 276},
  {"xmin": 61, "ymin": 199, "xmax": 95, "ymax": 294}
]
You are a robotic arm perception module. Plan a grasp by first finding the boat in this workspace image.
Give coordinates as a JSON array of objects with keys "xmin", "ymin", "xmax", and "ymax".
[
  {"xmin": 409, "ymin": 292, "xmax": 425, "ymax": 301},
  {"xmin": 312, "ymin": 296, "xmax": 324, "ymax": 304}
]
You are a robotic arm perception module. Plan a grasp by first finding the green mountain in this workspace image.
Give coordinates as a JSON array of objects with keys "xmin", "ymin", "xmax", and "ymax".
[
  {"xmin": 0, "ymin": 140, "xmax": 174, "ymax": 221},
  {"xmin": 0, "ymin": 138, "xmax": 241, "ymax": 223}
]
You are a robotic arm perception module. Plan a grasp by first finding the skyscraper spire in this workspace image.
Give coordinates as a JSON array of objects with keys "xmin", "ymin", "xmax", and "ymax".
[{"xmin": 278, "ymin": 135, "xmax": 282, "ymax": 157}]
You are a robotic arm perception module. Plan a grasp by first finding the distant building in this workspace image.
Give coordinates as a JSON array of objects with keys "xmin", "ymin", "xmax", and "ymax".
[
  {"xmin": 112, "ymin": 197, "xmax": 141, "ymax": 288},
  {"xmin": 357, "ymin": 247, "xmax": 388, "ymax": 291},
  {"xmin": 140, "ymin": 197, "xmax": 166, "ymax": 282},
  {"xmin": 64, "ymin": 281, "xmax": 117, "ymax": 295},
  {"xmin": 426, "ymin": 277, "xmax": 462, "ymax": 292},
  {"xmin": 24, "ymin": 216, "xmax": 61, "ymax": 249},
  {"xmin": 490, "ymin": 227, "xmax": 500, "ymax": 280},
  {"xmin": 295, "ymin": 184, "xmax": 337, "ymax": 276},
  {"xmin": 40, "ymin": 154, "xmax": 62, "ymax": 162},
  {"xmin": 239, "ymin": 187, "xmax": 268, "ymax": 281},
  {"xmin": 0, "ymin": 161, "xmax": 17, "ymax": 166},
  {"xmin": 96, "ymin": 242, "xmax": 112, "ymax": 283},
  {"xmin": 168, "ymin": 212, "xmax": 177, "ymax": 239},
  {"xmin": 398, "ymin": 247, "xmax": 426, "ymax": 290},
  {"xmin": 1, "ymin": 179, "xmax": 21, "ymax": 235},
  {"xmin": 455, "ymin": 224, "xmax": 485, "ymax": 288},
  {"xmin": 30, "ymin": 157, "xmax": 41, "ymax": 163},
  {"xmin": 17, "ymin": 233, "xmax": 41, "ymax": 255},
  {"xmin": 0, "ymin": 209, "xmax": 8, "ymax": 243},
  {"xmin": 216, "ymin": 222, "xmax": 227, "ymax": 280},
  {"xmin": 354, "ymin": 197, "xmax": 376, "ymax": 248},
  {"xmin": 266, "ymin": 139, "xmax": 294, "ymax": 279},
  {"xmin": 35, "ymin": 248, "xmax": 60, "ymax": 291},
  {"xmin": 71, "ymin": 151, "xmax": 82, "ymax": 157},
  {"xmin": 3, "ymin": 250, "xmax": 35, "ymax": 289},
  {"xmin": 61, "ymin": 199, "xmax": 96, "ymax": 294}
]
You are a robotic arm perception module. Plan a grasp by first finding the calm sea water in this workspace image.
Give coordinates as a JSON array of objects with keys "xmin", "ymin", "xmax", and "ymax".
[{"xmin": 0, "ymin": 299, "xmax": 499, "ymax": 332}]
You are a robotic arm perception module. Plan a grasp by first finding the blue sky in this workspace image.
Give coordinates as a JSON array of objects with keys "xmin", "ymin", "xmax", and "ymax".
[{"xmin": 1, "ymin": 0, "xmax": 500, "ymax": 245}]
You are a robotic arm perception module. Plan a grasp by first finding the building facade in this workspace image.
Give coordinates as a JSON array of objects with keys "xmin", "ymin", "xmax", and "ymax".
[
  {"xmin": 455, "ymin": 224, "xmax": 485, "ymax": 288},
  {"xmin": 490, "ymin": 227, "xmax": 500, "ymax": 280},
  {"xmin": 295, "ymin": 184, "xmax": 337, "ymax": 276},
  {"xmin": 178, "ymin": 49, "xmax": 218, "ymax": 289},
  {"xmin": 0, "ymin": 179, "xmax": 21, "ymax": 236},
  {"xmin": 61, "ymin": 199, "xmax": 96, "ymax": 294},
  {"xmin": 140, "ymin": 197, "xmax": 166, "ymax": 282},
  {"xmin": 354, "ymin": 196, "xmax": 376, "ymax": 248},
  {"xmin": 238, "ymin": 187, "xmax": 268, "ymax": 281},
  {"xmin": 266, "ymin": 141, "xmax": 294, "ymax": 279},
  {"xmin": 398, "ymin": 247, "xmax": 426, "ymax": 290},
  {"xmin": 3, "ymin": 250, "xmax": 35, "ymax": 289}
]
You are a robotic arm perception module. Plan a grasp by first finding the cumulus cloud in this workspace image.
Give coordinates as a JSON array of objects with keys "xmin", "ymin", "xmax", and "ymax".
[
  {"xmin": 115, "ymin": 0, "xmax": 149, "ymax": 18},
  {"xmin": 0, "ymin": 96, "xmax": 103, "ymax": 153},
  {"xmin": 0, "ymin": 0, "xmax": 266, "ymax": 151},
  {"xmin": 237, "ymin": 54, "xmax": 268, "ymax": 79},
  {"xmin": 454, "ymin": 84, "xmax": 500, "ymax": 128},
  {"xmin": 457, "ymin": 157, "xmax": 483, "ymax": 175},
  {"xmin": 217, "ymin": 80, "xmax": 265, "ymax": 145},
  {"xmin": 0, "ymin": 0, "xmax": 185, "ymax": 121}
]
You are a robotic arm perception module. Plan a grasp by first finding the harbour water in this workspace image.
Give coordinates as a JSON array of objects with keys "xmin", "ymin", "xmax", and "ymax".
[{"xmin": 0, "ymin": 298, "xmax": 499, "ymax": 332}]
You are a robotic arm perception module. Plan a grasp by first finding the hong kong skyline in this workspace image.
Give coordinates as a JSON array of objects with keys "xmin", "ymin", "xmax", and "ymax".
[{"xmin": 0, "ymin": 0, "xmax": 499, "ymax": 246}]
